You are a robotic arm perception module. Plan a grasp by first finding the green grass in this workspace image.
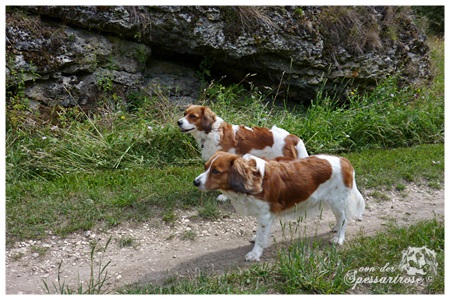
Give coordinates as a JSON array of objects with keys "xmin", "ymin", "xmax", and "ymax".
[
  {"xmin": 120, "ymin": 218, "xmax": 444, "ymax": 294},
  {"xmin": 346, "ymin": 143, "xmax": 444, "ymax": 189},
  {"xmin": 117, "ymin": 236, "xmax": 139, "ymax": 249}
]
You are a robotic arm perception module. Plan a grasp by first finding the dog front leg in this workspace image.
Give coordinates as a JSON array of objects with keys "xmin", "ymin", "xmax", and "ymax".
[{"xmin": 245, "ymin": 213, "xmax": 272, "ymax": 262}]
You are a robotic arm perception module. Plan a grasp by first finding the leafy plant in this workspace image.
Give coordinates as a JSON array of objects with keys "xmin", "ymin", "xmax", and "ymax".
[{"xmin": 96, "ymin": 73, "xmax": 114, "ymax": 92}]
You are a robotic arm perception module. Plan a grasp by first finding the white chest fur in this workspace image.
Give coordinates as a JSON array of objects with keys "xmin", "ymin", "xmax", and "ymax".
[
  {"xmin": 222, "ymin": 191, "xmax": 270, "ymax": 217},
  {"xmin": 191, "ymin": 118, "xmax": 225, "ymax": 161}
]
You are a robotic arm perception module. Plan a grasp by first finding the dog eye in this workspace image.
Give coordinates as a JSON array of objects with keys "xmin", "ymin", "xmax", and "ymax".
[
  {"xmin": 189, "ymin": 114, "xmax": 197, "ymax": 119},
  {"xmin": 211, "ymin": 169, "xmax": 220, "ymax": 175}
]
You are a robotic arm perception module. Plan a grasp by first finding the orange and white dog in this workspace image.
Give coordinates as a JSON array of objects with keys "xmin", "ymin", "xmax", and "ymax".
[
  {"xmin": 194, "ymin": 151, "xmax": 365, "ymax": 261},
  {"xmin": 177, "ymin": 105, "xmax": 308, "ymax": 162}
]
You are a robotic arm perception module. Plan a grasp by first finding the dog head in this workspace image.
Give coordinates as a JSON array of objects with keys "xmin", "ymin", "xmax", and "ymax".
[
  {"xmin": 177, "ymin": 105, "xmax": 216, "ymax": 134},
  {"xmin": 194, "ymin": 151, "xmax": 265, "ymax": 194}
]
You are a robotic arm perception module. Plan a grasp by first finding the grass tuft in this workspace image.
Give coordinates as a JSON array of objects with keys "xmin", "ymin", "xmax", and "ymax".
[{"xmin": 42, "ymin": 237, "xmax": 113, "ymax": 294}]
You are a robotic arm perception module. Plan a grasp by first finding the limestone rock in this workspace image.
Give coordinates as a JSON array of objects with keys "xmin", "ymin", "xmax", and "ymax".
[{"xmin": 6, "ymin": 6, "xmax": 431, "ymax": 106}]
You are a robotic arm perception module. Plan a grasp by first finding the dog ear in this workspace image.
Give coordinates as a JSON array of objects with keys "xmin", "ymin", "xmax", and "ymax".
[
  {"xmin": 201, "ymin": 107, "xmax": 216, "ymax": 134},
  {"xmin": 229, "ymin": 157, "xmax": 263, "ymax": 194}
]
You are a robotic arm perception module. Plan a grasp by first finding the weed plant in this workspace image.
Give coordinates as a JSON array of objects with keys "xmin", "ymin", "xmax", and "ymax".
[{"xmin": 42, "ymin": 237, "xmax": 113, "ymax": 294}]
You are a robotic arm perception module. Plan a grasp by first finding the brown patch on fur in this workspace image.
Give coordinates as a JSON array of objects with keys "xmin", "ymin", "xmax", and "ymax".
[
  {"xmin": 218, "ymin": 124, "xmax": 275, "ymax": 154},
  {"xmin": 234, "ymin": 126, "xmax": 274, "ymax": 154},
  {"xmin": 282, "ymin": 134, "xmax": 301, "ymax": 158},
  {"xmin": 218, "ymin": 122, "xmax": 236, "ymax": 152},
  {"xmin": 183, "ymin": 105, "xmax": 216, "ymax": 134},
  {"xmin": 259, "ymin": 157, "xmax": 333, "ymax": 213},
  {"xmin": 274, "ymin": 156, "xmax": 296, "ymax": 162},
  {"xmin": 340, "ymin": 157, "xmax": 354, "ymax": 188}
]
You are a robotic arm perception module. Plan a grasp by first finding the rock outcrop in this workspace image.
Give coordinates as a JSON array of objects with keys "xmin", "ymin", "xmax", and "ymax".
[{"xmin": 6, "ymin": 6, "xmax": 431, "ymax": 108}]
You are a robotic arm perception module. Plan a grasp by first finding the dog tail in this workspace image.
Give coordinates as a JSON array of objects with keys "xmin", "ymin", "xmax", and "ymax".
[
  {"xmin": 346, "ymin": 182, "xmax": 365, "ymax": 221},
  {"xmin": 295, "ymin": 138, "xmax": 309, "ymax": 158}
]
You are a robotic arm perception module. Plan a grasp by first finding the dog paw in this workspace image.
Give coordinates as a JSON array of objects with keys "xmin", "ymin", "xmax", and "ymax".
[
  {"xmin": 216, "ymin": 194, "xmax": 228, "ymax": 202},
  {"xmin": 330, "ymin": 236, "xmax": 344, "ymax": 245},
  {"xmin": 245, "ymin": 251, "xmax": 262, "ymax": 262}
]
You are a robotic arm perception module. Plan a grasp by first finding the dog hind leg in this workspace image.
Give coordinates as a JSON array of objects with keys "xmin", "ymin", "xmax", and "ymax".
[
  {"xmin": 328, "ymin": 195, "xmax": 348, "ymax": 245},
  {"xmin": 330, "ymin": 214, "xmax": 347, "ymax": 245}
]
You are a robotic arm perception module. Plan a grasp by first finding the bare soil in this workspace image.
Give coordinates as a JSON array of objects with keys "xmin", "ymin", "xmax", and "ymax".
[{"xmin": 5, "ymin": 184, "xmax": 444, "ymax": 294}]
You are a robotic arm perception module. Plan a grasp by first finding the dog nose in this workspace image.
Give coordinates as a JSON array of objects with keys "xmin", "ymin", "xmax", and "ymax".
[
  {"xmin": 177, "ymin": 119, "xmax": 183, "ymax": 126},
  {"xmin": 193, "ymin": 179, "xmax": 200, "ymax": 187}
]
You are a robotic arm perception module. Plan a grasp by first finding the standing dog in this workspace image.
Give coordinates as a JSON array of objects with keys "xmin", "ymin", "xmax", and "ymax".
[
  {"xmin": 194, "ymin": 151, "xmax": 365, "ymax": 261},
  {"xmin": 177, "ymin": 105, "xmax": 308, "ymax": 161}
]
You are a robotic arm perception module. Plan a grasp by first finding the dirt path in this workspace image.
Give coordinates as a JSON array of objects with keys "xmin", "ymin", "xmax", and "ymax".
[{"xmin": 5, "ymin": 184, "xmax": 444, "ymax": 294}]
